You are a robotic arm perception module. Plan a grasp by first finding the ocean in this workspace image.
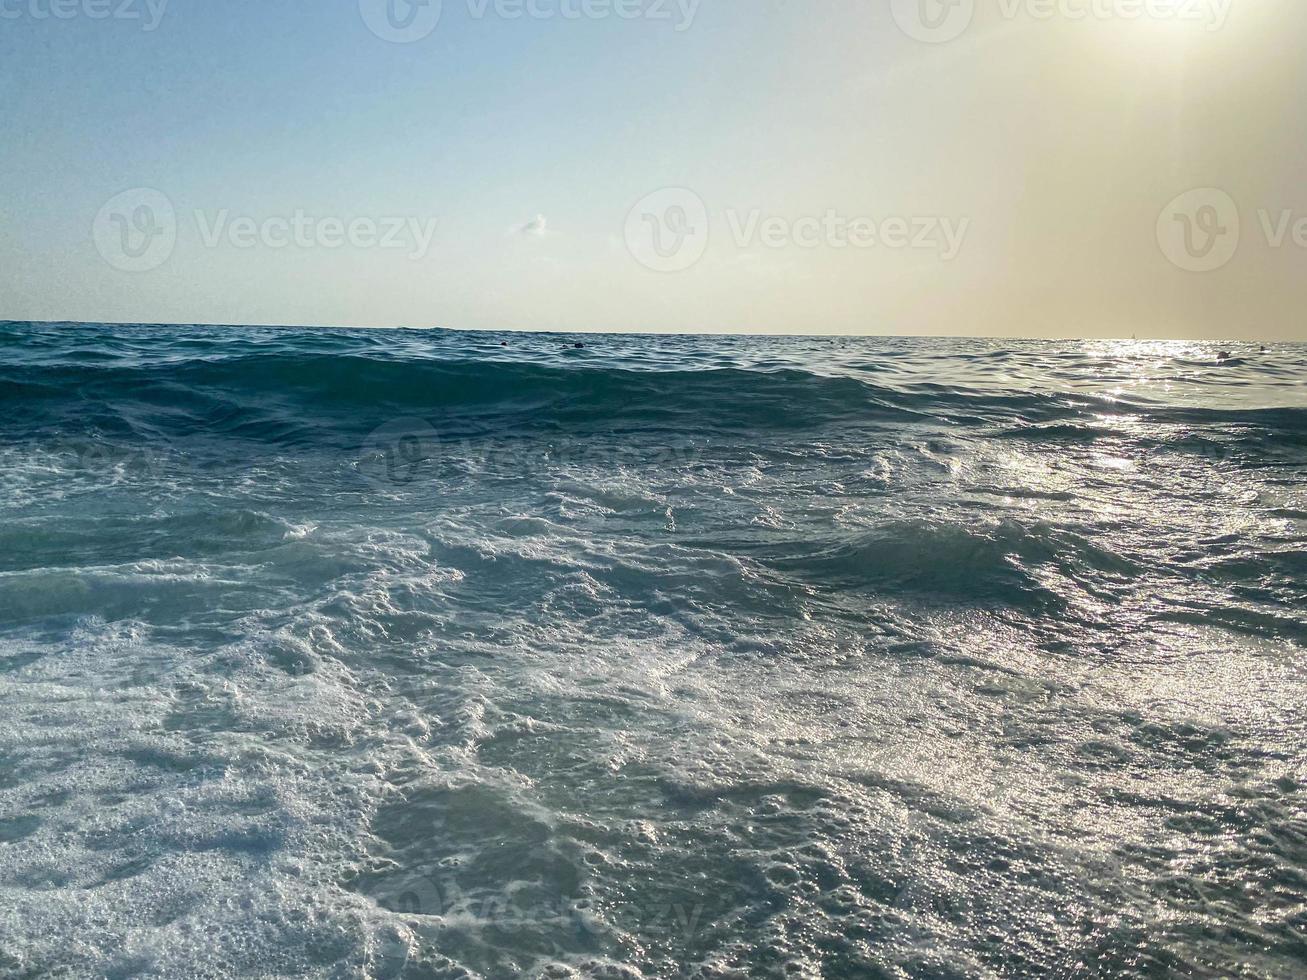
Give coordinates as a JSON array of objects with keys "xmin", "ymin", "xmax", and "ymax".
[{"xmin": 1, "ymin": 322, "xmax": 1304, "ymax": 978}]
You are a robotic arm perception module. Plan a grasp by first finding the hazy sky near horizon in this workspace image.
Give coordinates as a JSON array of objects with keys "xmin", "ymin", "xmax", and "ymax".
[{"xmin": 2, "ymin": 0, "xmax": 1305, "ymax": 339}]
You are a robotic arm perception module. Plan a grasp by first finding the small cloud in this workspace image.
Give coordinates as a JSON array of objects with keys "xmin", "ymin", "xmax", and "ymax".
[{"xmin": 511, "ymin": 214, "xmax": 551, "ymax": 238}]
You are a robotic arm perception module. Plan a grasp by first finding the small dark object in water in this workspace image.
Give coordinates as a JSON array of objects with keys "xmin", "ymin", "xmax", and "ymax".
[
  {"xmin": 574, "ymin": 343, "xmax": 585, "ymax": 349},
  {"xmin": 500, "ymin": 341, "xmax": 508, "ymax": 347},
  {"xmin": 1217, "ymin": 351, "xmax": 1232, "ymax": 360}
]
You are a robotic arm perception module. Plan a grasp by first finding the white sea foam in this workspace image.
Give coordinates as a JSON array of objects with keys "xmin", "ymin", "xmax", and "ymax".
[{"xmin": 2, "ymin": 325, "xmax": 1305, "ymax": 976}]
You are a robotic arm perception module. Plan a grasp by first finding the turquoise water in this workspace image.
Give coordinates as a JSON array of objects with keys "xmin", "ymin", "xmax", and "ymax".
[{"xmin": 1, "ymin": 322, "xmax": 1305, "ymax": 978}]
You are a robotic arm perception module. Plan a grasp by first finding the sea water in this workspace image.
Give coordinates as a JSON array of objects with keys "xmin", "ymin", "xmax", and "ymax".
[{"xmin": 1, "ymin": 322, "xmax": 1304, "ymax": 977}]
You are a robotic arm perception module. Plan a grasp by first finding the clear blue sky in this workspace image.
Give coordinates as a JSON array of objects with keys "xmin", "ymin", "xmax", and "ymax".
[{"xmin": 2, "ymin": 0, "xmax": 1304, "ymax": 338}]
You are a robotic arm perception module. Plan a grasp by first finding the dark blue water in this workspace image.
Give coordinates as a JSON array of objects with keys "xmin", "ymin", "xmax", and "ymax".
[{"xmin": 2, "ymin": 322, "xmax": 1305, "ymax": 978}]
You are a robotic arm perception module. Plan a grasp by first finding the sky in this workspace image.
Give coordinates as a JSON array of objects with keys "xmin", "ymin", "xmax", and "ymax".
[{"xmin": 1, "ymin": 0, "xmax": 1305, "ymax": 339}]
